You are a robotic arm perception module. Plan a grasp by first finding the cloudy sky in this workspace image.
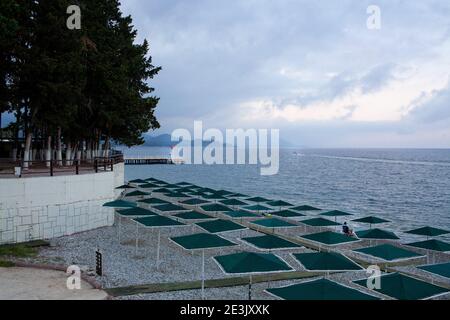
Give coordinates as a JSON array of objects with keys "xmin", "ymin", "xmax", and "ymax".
[{"xmin": 119, "ymin": 0, "xmax": 450, "ymax": 148}]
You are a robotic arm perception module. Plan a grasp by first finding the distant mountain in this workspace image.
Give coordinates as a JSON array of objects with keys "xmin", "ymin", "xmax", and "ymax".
[{"xmin": 143, "ymin": 134, "xmax": 178, "ymax": 147}]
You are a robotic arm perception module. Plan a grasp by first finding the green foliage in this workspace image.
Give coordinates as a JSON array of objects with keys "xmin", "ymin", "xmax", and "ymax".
[
  {"xmin": 1, "ymin": 0, "xmax": 161, "ymax": 151},
  {"xmin": 0, "ymin": 244, "xmax": 37, "ymax": 258}
]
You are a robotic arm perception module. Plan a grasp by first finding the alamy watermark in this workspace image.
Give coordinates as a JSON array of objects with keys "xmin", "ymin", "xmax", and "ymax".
[
  {"xmin": 366, "ymin": 265, "xmax": 381, "ymax": 290},
  {"xmin": 367, "ymin": 5, "xmax": 381, "ymax": 30},
  {"xmin": 67, "ymin": 5, "xmax": 81, "ymax": 30},
  {"xmin": 66, "ymin": 265, "xmax": 81, "ymax": 290},
  {"xmin": 171, "ymin": 121, "xmax": 280, "ymax": 176}
]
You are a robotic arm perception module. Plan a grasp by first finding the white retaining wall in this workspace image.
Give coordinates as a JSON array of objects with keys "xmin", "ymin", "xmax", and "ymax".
[{"xmin": 0, "ymin": 163, "xmax": 124, "ymax": 244}]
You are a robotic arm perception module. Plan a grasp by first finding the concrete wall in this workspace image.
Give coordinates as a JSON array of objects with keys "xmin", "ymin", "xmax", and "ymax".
[{"xmin": 0, "ymin": 163, "xmax": 124, "ymax": 244}]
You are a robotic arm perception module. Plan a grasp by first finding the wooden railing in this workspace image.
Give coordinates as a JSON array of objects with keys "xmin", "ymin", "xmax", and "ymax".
[{"xmin": 0, "ymin": 153, "xmax": 124, "ymax": 178}]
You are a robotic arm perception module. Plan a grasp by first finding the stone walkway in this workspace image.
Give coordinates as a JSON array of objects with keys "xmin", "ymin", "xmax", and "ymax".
[{"xmin": 0, "ymin": 267, "xmax": 108, "ymax": 300}]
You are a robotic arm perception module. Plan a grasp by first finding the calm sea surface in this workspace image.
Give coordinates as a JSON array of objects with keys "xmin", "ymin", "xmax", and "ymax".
[{"xmin": 122, "ymin": 147, "xmax": 450, "ymax": 242}]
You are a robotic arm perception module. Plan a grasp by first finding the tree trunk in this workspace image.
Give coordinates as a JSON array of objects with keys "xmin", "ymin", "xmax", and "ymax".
[
  {"xmin": 46, "ymin": 136, "xmax": 52, "ymax": 167},
  {"xmin": 103, "ymin": 136, "xmax": 110, "ymax": 157},
  {"xmin": 65, "ymin": 141, "xmax": 72, "ymax": 166},
  {"xmin": 56, "ymin": 127, "xmax": 62, "ymax": 166},
  {"xmin": 23, "ymin": 132, "xmax": 33, "ymax": 170}
]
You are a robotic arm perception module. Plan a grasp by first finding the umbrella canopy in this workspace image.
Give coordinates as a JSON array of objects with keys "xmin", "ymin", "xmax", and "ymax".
[
  {"xmin": 144, "ymin": 177, "xmax": 159, "ymax": 182},
  {"xmin": 125, "ymin": 190, "xmax": 150, "ymax": 197},
  {"xmin": 244, "ymin": 204, "xmax": 272, "ymax": 212},
  {"xmin": 356, "ymin": 228, "xmax": 400, "ymax": 240},
  {"xmin": 202, "ymin": 194, "xmax": 227, "ymax": 200},
  {"xmin": 219, "ymin": 199, "xmax": 249, "ymax": 206},
  {"xmin": 170, "ymin": 233, "xmax": 237, "ymax": 250},
  {"xmin": 200, "ymin": 204, "xmax": 233, "ymax": 212},
  {"xmin": 251, "ymin": 218, "xmax": 297, "ymax": 228},
  {"xmin": 139, "ymin": 183, "xmax": 159, "ymax": 189},
  {"xmin": 405, "ymin": 226, "xmax": 450, "ymax": 238},
  {"xmin": 291, "ymin": 205, "xmax": 321, "ymax": 212},
  {"xmin": 153, "ymin": 203, "xmax": 189, "ymax": 212},
  {"xmin": 222, "ymin": 210, "xmax": 259, "ymax": 219},
  {"xmin": 214, "ymin": 252, "xmax": 293, "ymax": 274},
  {"xmin": 214, "ymin": 190, "xmax": 235, "ymax": 196},
  {"xmin": 270, "ymin": 210, "xmax": 306, "ymax": 218},
  {"xmin": 301, "ymin": 231, "xmax": 359, "ymax": 246},
  {"xmin": 354, "ymin": 244, "xmax": 423, "ymax": 261},
  {"xmin": 320, "ymin": 210, "xmax": 353, "ymax": 217},
  {"xmin": 129, "ymin": 179, "xmax": 147, "ymax": 184},
  {"xmin": 188, "ymin": 191, "xmax": 207, "ymax": 197},
  {"xmin": 267, "ymin": 278, "xmax": 379, "ymax": 300},
  {"xmin": 152, "ymin": 188, "xmax": 172, "ymax": 193},
  {"xmin": 301, "ymin": 218, "xmax": 341, "ymax": 227},
  {"xmin": 164, "ymin": 184, "xmax": 181, "ymax": 189},
  {"xmin": 117, "ymin": 207, "xmax": 158, "ymax": 217},
  {"xmin": 405, "ymin": 239, "xmax": 450, "ymax": 252},
  {"xmin": 266, "ymin": 200, "xmax": 293, "ymax": 207},
  {"xmin": 418, "ymin": 262, "xmax": 450, "ymax": 279},
  {"xmin": 173, "ymin": 211, "xmax": 214, "ymax": 220},
  {"xmin": 180, "ymin": 198, "xmax": 210, "ymax": 205},
  {"xmin": 196, "ymin": 219, "xmax": 247, "ymax": 234},
  {"xmin": 227, "ymin": 193, "xmax": 249, "ymax": 198},
  {"xmin": 241, "ymin": 234, "xmax": 301, "ymax": 250},
  {"xmin": 163, "ymin": 192, "xmax": 189, "ymax": 199},
  {"xmin": 176, "ymin": 182, "xmax": 192, "ymax": 186},
  {"xmin": 115, "ymin": 184, "xmax": 136, "ymax": 190},
  {"xmin": 353, "ymin": 273, "xmax": 448, "ymax": 300},
  {"xmin": 292, "ymin": 252, "xmax": 362, "ymax": 271},
  {"xmin": 133, "ymin": 215, "xmax": 186, "ymax": 228},
  {"xmin": 246, "ymin": 196, "xmax": 271, "ymax": 203},
  {"xmin": 352, "ymin": 216, "xmax": 390, "ymax": 225},
  {"xmin": 138, "ymin": 198, "xmax": 170, "ymax": 205},
  {"xmin": 103, "ymin": 200, "xmax": 137, "ymax": 208}
]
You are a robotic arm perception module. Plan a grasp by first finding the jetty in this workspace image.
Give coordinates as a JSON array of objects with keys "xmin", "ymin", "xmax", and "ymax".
[{"xmin": 124, "ymin": 156, "xmax": 185, "ymax": 165}]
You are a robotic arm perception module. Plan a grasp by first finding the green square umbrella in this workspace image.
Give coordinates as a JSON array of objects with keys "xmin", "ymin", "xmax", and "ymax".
[
  {"xmin": 117, "ymin": 207, "xmax": 158, "ymax": 217},
  {"xmin": 267, "ymin": 278, "xmax": 379, "ymax": 300},
  {"xmin": 241, "ymin": 234, "xmax": 301, "ymax": 251},
  {"xmin": 188, "ymin": 191, "xmax": 207, "ymax": 197},
  {"xmin": 180, "ymin": 198, "xmax": 210, "ymax": 206},
  {"xmin": 356, "ymin": 228, "xmax": 400, "ymax": 240},
  {"xmin": 176, "ymin": 182, "xmax": 192, "ymax": 186},
  {"xmin": 405, "ymin": 239, "xmax": 450, "ymax": 252},
  {"xmin": 214, "ymin": 190, "xmax": 235, "ymax": 196},
  {"xmin": 266, "ymin": 200, "xmax": 294, "ymax": 211},
  {"xmin": 125, "ymin": 190, "xmax": 150, "ymax": 197},
  {"xmin": 115, "ymin": 184, "xmax": 136, "ymax": 190},
  {"xmin": 164, "ymin": 184, "xmax": 181, "ymax": 189},
  {"xmin": 200, "ymin": 203, "xmax": 233, "ymax": 213},
  {"xmin": 173, "ymin": 211, "xmax": 214, "ymax": 221},
  {"xmin": 144, "ymin": 177, "xmax": 160, "ymax": 182},
  {"xmin": 139, "ymin": 183, "xmax": 159, "ymax": 189},
  {"xmin": 138, "ymin": 198, "xmax": 171, "ymax": 205},
  {"xmin": 251, "ymin": 218, "xmax": 297, "ymax": 229},
  {"xmin": 353, "ymin": 273, "xmax": 448, "ymax": 300},
  {"xmin": 246, "ymin": 196, "xmax": 271, "ymax": 203},
  {"xmin": 219, "ymin": 199, "xmax": 249, "ymax": 207},
  {"xmin": 320, "ymin": 210, "xmax": 353, "ymax": 223},
  {"xmin": 129, "ymin": 179, "xmax": 147, "ymax": 184},
  {"xmin": 353, "ymin": 244, "xmax": 423, "ymax": 261},
  {"xmin": 153, "ymin": 203, "xmax": 189, "ymax": 212},
  {"xmin": 292, "ymin": 252, "xmax": 362, "ymax": 272},
  {"xmin": 291, "ymin": 205, "xmax": 321, "ymax": 212},
  {"xmin": 418, "ymin": 262, "xmax": 450, "ymax": 279},
  {"xmin": 270, "ymin": 210, "xmax": 306, "ymax": 218},
  {"xmin": 133, "ymin": 216, "xmax": 187, "ymax": 267},
  {"xmin": 301, "ymin": 218, "xmax": 341, "ymax": 227},
  {"xmin": 301, "ymin": 231, "xmax": 360, "ymax": 247},
  {"xmin": 352, "ymin": 216, "xmax": 390, "ymax": 229},
  {"xmin": 202, "ymin": 194, "xmax": 227, "ymax": 201},
  {"xmin": 405, "ymin": 239, "xmax": 450, "ymax": 264},
  {"xmin": 163, "ymin": 192, "xmax": 189, "ymax": 199},
  {"xmin": 153, "ymin": 187, "xmax": 172, "ymax": 193},
  {"xmin": 103, "ymin": 200, "xmax": 137, "ymax": 208},
  {"xmin": 196, "ymin": 219, "xmax": 246, "ymax": 234},
  {"xmin": 214, "ymin": 251, "xmax": 293, "ymax": 300},
  {"xmin": 405, "ymin": 226, "xmax": 450, "ymax": 239},
  {"xmin": 170, "ymin": 233, "xmax": 238, "ymax": 299}
]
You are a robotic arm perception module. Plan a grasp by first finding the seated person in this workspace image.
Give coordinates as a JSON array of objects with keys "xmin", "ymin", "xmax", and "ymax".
[{"xmin": 342, "ymin": 222, "xmax": 354, "ymax": 236}]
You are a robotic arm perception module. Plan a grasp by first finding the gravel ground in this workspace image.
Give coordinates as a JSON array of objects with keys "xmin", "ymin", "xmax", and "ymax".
[{"xmin": 32, "ymin": 196, "xmax": 450, "ymax": 300}]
